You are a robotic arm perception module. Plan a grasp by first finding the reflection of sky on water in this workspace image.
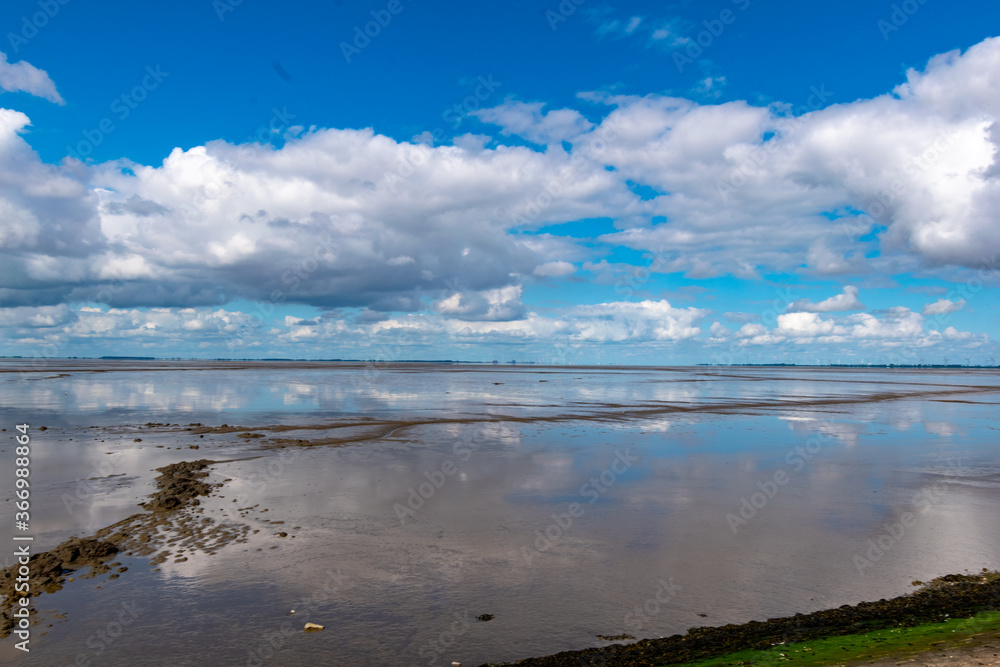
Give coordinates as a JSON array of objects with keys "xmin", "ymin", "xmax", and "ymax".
[
  {"xmin": 1, "ymin": 364, "xmax": 998, "ymax": 665},
  {"xmin": 3, "ymin": 362, "xmax": 997, "ymax": 428}
]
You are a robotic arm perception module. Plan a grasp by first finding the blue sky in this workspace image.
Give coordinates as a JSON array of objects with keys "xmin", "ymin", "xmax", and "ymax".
[{"xmin": 0, "ymin": 0, "xmax": 998, "ymax": 364}]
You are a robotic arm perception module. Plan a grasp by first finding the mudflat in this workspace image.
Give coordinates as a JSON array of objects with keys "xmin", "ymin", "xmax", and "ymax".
[{"xmin": 0, "ymin": 361, "xmax": 997, "ymax": 665}]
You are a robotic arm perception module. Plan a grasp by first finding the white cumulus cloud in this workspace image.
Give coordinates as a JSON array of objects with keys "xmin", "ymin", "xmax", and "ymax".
[
  {"xmin": 0, "ymin": 52, "xmax": 64, "ymax": 104},
  {"xmin": 474, "ymin": 101, "xmax": 594, "ymax": 145},
  {"xmin": 787, "ymin": 286, "xmax": 865, "ymax": 313},
  {"xmin": 922, "ymin": 298, "xmax": 966, "ymax": 315}
]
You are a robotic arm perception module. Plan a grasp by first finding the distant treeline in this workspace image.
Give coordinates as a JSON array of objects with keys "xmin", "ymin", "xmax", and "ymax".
[
  {"xmin": 697, "ymin": 363, "xmax": 998, "ymax": 368},
  {"xmin": 0, "ymin": 357, "xmax": 994, "ymax": 368}
]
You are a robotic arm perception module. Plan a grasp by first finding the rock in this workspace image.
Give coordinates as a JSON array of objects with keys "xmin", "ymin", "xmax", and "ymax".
[{"xmin": 304, "ymin": 622, "xmax": 324, "ymax": 631}]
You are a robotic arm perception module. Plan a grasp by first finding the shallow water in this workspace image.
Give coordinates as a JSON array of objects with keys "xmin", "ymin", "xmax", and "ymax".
[{"xmin": 0, "ymin": 361, "xmax": 998, "ymax": 665}]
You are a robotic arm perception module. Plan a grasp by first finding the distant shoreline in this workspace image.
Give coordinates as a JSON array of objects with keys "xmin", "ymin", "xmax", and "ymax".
[{"xmin": 0, "ymin": 357, "xmax": 997, "ymax": 369}]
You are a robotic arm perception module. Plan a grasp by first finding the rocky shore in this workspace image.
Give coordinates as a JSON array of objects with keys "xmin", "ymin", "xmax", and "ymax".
[{"xmin": 482, "ymin": 572, "xmax": 1000, "ymax": 667}]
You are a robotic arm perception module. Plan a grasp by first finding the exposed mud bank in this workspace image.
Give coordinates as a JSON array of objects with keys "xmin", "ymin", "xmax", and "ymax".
[{"xmin": 1, "ymin": 459, "xmax": 249, "ymax": 638}]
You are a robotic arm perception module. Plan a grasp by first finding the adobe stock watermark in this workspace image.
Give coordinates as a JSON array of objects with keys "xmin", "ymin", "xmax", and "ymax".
[
  {"xmin": 965, "ymin": 588, "xmax": 1000, "ymax": 633},
  {"xmin": 223, "ymin": 230, "xmax": 333, "ymax": 352},
  {"xmin": 61, "ymin": 452, "xmax": 127, "ymax": 516},
  {"xmin": 853, "ymin": 460, "xmax": 962, "ymax": 576},
  {"xmin": 340, "ymin": 0, "xmax": 411, "ymax": 63},
  {"xmin": 244, "ymin": 107, "xmax": 298, "ymax": 147},
  {"xmin": 244, "ymin": 569, "xmax": 345, "ymax": 666},
  {"xmin": 219, "ymin": 448, "xmax": 304, "ymax": 523},
  {"xmin": 725, "ymin": 418, "xmax": 835, "ymax": 534},
  {"xmin": 381, "ymin": 74, "xmax": 502, "ymax": 193},
  {"xmin": 71, "ymin": 600, "xmax": 144, "ymax": 665},
  {"xmin": 11, "ymin": 268, "xmax": 129, "ymax": 383},
  {"xmin": 709, "ymin": 283, "xmax": 799, "ymax": 367},
  {"xmin": 838, "ymin": 127, "xmax": 957, "ymax": 244},
  {"xmin": 673, "ymin": 0, "xmax": 752, "ymax": 73},
  {"xmin": 65, "ymin": 65, "xmax": 170, "ymax": 162},
  {"xmin": 518, "ymin": 448, "xmax": 639, "ymax": 565},
  {"xmin": 877, "ymin": 0, "xmax": 930, "ymax": 41},
  {"xmin": 393, "ymin": 427, "xmax": 490, "ymax": 524},
  {"xmin": 213, "ymin": 0, "xmax": 245, "ymax": 21},
  {"xmin": 613, "ymin": 246, "xmax": 673, "ymax": 299},
  {"xmin": 920, "ymin": 254, "xmax": 999, "ymax": 332},
  {"xmin": 441, "ymin": 75, "xmax": 503, "ymax": 129},
  {"xmin": 346, "ymin": 327, "xmax": 423, "ymax": 392},
  {"xmin": 577, "ymin": 649, "xmax": 622, "ymax": 667},
  {"xmin": 190, "ymin": 105, "xmax": 297, "ymax": 211},
  {"xmin": 544, "ymin": 0, "xmax": 587, "ymax": 31},
  {"xmin": 410, "ymin": 610, "xmax": 472, "ymax": 667},
  {"xmin": 6, "ymin": 0, "xmax": 71, "ymax": 54},
  {"xmin": 716, "ymin": 84, "xmax": 834, "ymax": 202},
  {"xmin": 503, "ymin": 113, "xmax": 625, "ymax": 226},
  {"xmin": 623, "ymin": 577, "xmax": 683, "ymax": 635}
]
